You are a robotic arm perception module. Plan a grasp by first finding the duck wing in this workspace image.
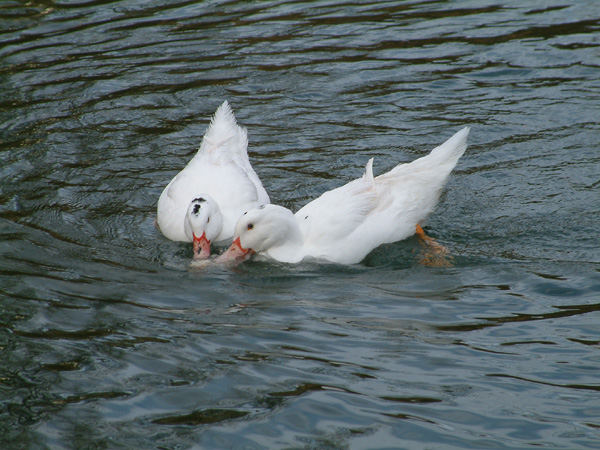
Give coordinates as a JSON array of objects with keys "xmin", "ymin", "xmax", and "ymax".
[{"xmin": 295, "ymin": 160, "xmax": 379, "ymax": 261}]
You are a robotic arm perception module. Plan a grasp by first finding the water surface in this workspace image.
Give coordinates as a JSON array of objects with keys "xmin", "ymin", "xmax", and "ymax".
[{"xmin": 1, "ymin": 0, "xmax": 599, "ymax": 448}]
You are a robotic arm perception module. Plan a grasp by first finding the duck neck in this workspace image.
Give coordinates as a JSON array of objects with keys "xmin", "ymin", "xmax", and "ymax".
[{"xmin": 264, "ymin": 217, "xmax": 305, "ymax": 263}]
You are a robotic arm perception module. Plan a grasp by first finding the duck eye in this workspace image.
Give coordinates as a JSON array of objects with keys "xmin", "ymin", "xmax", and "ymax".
[
  {"xmin": 247, "ymin": 223, "xmax": 254, "ymax": 230},
  {"xmin": 207, "ymin": 217, "xmax": 210, "ymax": 223}
]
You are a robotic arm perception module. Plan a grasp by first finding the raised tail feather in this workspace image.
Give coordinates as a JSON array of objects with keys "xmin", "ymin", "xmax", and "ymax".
[
  {"xmin": 428, "ymin": 126, "xmax": 470, "ymax": 164},
  {"xmin": 200, "ymin": 100, "xmax": 247, "ymax": 153},
  {"xmin": 362, "ymin": 158, "xmax": 375, "ymax": 184}
]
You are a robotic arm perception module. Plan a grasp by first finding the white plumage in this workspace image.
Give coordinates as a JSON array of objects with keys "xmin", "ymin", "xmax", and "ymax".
[
  {"xmin": 156, "ymin": 101, "xmax": 269, "ymax": 251},
  {"xmin": 218, "ymin": 127, "xmax": 469, "ymax": 265}
]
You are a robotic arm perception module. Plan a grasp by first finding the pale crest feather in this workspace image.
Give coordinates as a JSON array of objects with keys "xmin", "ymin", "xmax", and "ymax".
[{"xmin": 362, "ymin": 158, "xmax": 375, "ymax": 185}]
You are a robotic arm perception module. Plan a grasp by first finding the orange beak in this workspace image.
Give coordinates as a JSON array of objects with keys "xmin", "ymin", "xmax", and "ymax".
[
  {"xmin": 215, "ymin": 237, "xmax": 254, "ymax": 265},
  {"xmin": 192, "ymin": 232, "xmax": 211, "ymax": 260}
]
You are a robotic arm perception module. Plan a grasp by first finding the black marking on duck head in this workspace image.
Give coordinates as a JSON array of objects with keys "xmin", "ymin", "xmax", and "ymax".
[{"xmin": 191, "ymin": 197, "xmax": 207, "ymax": 215}]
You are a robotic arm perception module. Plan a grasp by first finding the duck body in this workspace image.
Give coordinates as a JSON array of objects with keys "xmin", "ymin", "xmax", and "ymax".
[
  {"xmin": 156, "ymin": 101, "xmax": 270, "ymax": 245},
  {"xmin": 218, "ymin": 127, "xmax": 469, "ymax": 265}
]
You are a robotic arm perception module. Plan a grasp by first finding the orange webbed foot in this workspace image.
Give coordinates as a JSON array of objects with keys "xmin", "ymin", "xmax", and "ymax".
[{"xmin": 415, "ymin": 224, "xmax": 454, "ymax": 268}]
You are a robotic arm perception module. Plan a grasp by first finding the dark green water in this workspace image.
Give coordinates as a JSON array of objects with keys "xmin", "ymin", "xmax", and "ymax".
[{"xmin": 1, "ymin": 1, "xmax": 599, "ymax": 448}]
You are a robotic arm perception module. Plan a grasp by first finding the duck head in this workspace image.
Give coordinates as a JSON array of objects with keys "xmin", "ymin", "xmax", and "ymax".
[
  {"xmin": 184, "ymin": 196, "xmax": 223, "ymax": 259},
  {"xmin": 216, "ymin": 204, "xmax": 301, "ymax": 264}
]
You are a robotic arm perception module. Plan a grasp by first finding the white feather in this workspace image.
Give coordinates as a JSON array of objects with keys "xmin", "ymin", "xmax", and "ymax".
[
  {"xmin": 157, "ymin": 101, "xmax": 270, "ymax": 243},
  {"xmin": 228, "ymin": 127, "xmax": 470, "ymax": 264}
]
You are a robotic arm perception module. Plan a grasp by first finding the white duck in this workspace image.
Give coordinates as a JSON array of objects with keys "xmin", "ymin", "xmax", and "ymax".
[
  {"xmin": 156, "ymin": 101, "xmax": 270, "ymax": 258},
  {"xmin": 217, "ymin": 127, "xmax": 469, "ymax": 265}
]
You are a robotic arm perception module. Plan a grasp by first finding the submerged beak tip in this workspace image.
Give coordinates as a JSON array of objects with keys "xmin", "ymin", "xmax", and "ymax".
[
  {"xmin": 192, "ymin": 232, "xmax": 211, "ymax": 259},
  {"xmin": 215, "ymin": 236, "xmax": 253, "ymax": 265},
  {"xmin": 234, "ymin": 237, "xmax": 252, "ymax": 254}
]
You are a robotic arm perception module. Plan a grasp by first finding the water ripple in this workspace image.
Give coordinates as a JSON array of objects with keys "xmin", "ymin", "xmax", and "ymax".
[{"xmin": 1, "ymin": 0, "xmax": 600, "ymax": 448}]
